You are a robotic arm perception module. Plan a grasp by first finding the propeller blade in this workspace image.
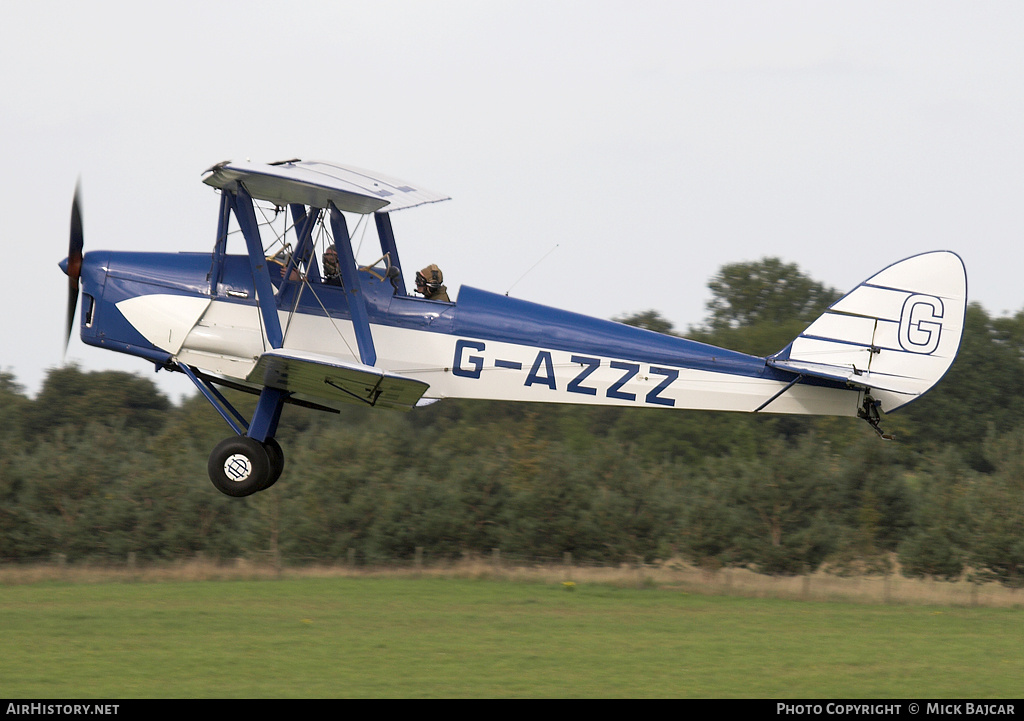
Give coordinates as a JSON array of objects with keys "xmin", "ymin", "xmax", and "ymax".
[{"xmin": 64, "ymin": 181, "xmax": 84, "ymax": 354}]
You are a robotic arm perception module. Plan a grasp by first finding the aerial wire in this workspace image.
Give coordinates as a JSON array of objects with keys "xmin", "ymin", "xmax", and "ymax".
[{"xmin": 505, "ymin": 243, "xmax": 559, "ymax": 296}]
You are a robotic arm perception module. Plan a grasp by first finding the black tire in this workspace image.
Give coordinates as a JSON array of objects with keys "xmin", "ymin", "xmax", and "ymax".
[
  {"xmin": 208, "ymin": 436, "xmax": 271, "ymax": 497},
  {"xmin": 260, "ymin": 437, "xmax": 285, "ymax": 491}
]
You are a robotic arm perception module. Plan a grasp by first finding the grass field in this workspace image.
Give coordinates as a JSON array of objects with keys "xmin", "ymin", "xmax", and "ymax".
[{"xmin": 1, "ymin": 573, "xmax": 1022, "ymax": 698}]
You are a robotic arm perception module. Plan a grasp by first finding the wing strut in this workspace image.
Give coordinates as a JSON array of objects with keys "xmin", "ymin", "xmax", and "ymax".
[
  {"xmin": 210, "ymin": 185, "xmax": 384, "ymax": 442},
  {"xmin": 285, "ymin": 204, "xmax": 319, "ymax": 283},
  {"xmin": 229, "ymin": 184, "xmax": 285, "ymax": 349},
  {"xmin": 210, "ymin": 191, "xmax": 232, "ymax": 292},
  {"xmin": 218, "ymin": 184, "xmax": 293, "ymax": 443},
  {"xmin": 374, "ymin": 212, "xmax": 406, "ymax": 295},
  {"xmin": 330, "ymin": 203, "xmax": 377, "ymax": 366}
]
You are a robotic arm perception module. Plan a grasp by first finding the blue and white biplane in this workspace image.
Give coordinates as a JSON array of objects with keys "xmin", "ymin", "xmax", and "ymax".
[{"xmin": 60, "ymin": 159, "xmax": 967, "ymax": 497}]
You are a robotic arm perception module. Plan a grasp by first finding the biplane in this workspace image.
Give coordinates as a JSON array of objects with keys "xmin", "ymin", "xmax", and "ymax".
[{"xmin": 60, "ymin": 159, "xmax": 967, "ymax": 497}]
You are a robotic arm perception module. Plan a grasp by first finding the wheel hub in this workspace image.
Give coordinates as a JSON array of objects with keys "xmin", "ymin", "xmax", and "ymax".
[{"xmin": 223, "ymin": 454, "xmax": 253, "ymax": 482}]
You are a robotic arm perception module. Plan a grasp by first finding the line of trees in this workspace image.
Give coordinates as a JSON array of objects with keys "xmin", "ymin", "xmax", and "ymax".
[{"xmin": 1, "ymin": 258, "xmax": 1023, "ymax": 587}]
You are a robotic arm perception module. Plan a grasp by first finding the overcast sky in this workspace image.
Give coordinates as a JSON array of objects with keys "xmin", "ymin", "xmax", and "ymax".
[{"xmin": 3, "ymin": 1, "xmax": 1022, "ymax": 400}]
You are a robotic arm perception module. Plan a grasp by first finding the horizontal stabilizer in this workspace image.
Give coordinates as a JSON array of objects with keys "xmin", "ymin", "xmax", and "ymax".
[
  {"xmin": 768, "ymin": 358, "xmax": 920, "ymax": 396},
  {"xmin": 768, "ymin": 251, "xmax": 967, "ymax": 413},
  {"xmin": 247, "ymin": 349, "xmax": 429, "ymax": 411}
]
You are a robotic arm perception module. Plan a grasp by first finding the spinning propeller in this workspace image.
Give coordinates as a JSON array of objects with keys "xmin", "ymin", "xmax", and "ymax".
[{"xmin": 63, "ymin": 181, "xmax": 84, "ymax": 354}]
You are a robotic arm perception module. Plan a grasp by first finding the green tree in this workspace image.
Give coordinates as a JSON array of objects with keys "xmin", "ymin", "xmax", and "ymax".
[
  {"xmin": 614, "ymin": 309, "xmax": 677, "ymax": 335},
  {"xmin": 27, "ymin": 365, "xmax": 171, "ymax": 436},
  {"xmin": 0, "ymin": 372, "xmax": 31, "ymax": 557},
  {"xmin": 965, "ymin": 430, "xmax": 1024, "ymax": 588},
  {"xmin": 897, "ymin": 449, "xmax": 971, "ymax": 582},
  {"xmin": 678, "ymin": 465, "xmax": 745, "ymax": 568},
  {"xmin": 831, "ymin": 436, "xmax": 914, "ymax": 554},
  {"xmin": 691, "ymin": 257, "xmax": 840, "ymax": 355},
  {"xmin": 684, "ymin": 438, "xmax": 840, "ymax": 575},
  {"xmin": 0, "ymin": 371, "xmax": 29, "ymax": 440},
  {"xmin": 730, "ymin": 438, "xmax": 840, "ymax": 574}
]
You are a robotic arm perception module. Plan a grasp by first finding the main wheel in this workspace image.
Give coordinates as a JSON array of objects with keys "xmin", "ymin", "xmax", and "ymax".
[
  {"xmin": 208, "ymin": 436, "xmax": 271, "ymax": 498},
  {"xmin": 260, "ymin": 437, "xmax": 285, "ymax": 491}
]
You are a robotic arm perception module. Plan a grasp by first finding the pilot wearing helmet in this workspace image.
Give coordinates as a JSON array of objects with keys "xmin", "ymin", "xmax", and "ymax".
[{"xmin": 415, "ymin": 264, "xmax": 450, "ymax": 302}]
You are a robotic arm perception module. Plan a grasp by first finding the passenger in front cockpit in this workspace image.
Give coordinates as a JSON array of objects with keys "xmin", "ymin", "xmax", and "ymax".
[{"xmin": 322, "ymin": 245, "xmax": 342, "ymax": 286}]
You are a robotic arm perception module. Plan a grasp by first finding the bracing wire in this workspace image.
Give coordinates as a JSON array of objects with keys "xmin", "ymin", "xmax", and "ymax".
[{"xmin": 300, "ymin": 211, "xmax": 360, "ymax": 361}]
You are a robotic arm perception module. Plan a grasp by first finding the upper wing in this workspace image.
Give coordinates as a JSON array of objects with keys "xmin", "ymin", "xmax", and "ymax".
[
  {"xmin": 246, "ymin": 349, "xmax": 429, "ymax": 411},
  {"xmin": 202, "ymin": 159, "xmax": 450, "ymax": 214}
]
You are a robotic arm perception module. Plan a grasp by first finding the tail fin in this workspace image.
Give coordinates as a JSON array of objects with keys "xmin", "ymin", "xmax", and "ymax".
[{"xmin": 768, "ymin": 251, "xmax": 967, "ymax": 415}]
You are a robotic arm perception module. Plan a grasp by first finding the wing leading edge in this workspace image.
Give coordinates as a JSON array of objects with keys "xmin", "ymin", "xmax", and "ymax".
[{"xmin": 247, "ymin": 349, "xmax": 429, "ymax": 411}]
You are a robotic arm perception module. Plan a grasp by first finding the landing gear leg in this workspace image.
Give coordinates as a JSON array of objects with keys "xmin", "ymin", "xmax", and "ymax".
[{"xmin": 180, "ymin": 367, "xmax": 290, "ymax": 496}]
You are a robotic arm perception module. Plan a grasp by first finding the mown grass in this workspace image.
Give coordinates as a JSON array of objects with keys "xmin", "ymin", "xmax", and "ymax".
[{"xmin": 1, "ymin": 575, "xmax": 1021, "ymax": 698}]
